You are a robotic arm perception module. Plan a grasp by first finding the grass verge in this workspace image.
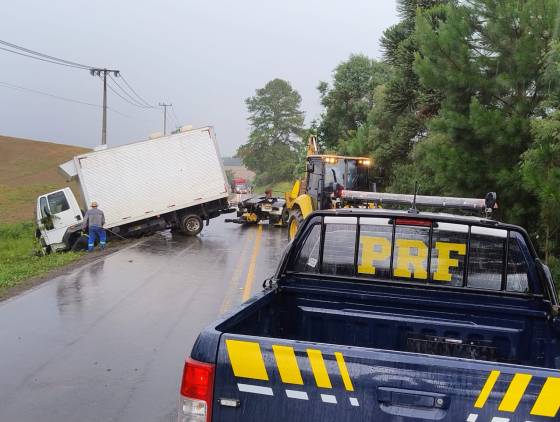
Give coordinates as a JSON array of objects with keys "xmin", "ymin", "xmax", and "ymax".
[
  {"xmin": 253, "ymin": 181, "xmax": 294, "ymax": 196},
  {"xmin": 0, "ymin": 222, "xmax": 83, "ymax": 293}
]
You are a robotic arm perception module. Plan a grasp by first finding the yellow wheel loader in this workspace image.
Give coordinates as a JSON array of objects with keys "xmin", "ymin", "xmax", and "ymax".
[{"xmin": 284, "ymin": 136, "xmax": 375, "ymax": 239}]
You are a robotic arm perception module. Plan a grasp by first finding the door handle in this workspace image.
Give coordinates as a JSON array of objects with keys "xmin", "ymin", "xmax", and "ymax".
[
  {"xmin": 378, "ymin": 387, "xmax": 449, "ymax": 420},
  {"xmin": 378, "ymin": 387, "xmax": 448, "ymax": 409}
]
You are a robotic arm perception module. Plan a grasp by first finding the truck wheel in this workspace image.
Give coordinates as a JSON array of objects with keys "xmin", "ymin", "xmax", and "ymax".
[
  {"xmin": 288, "ymin": 209, "xmax": 303, "ymax": 240},
  {"xmin": 281, "ymin": 208, "xmax": 290, "ymax": 226},
  {"xmin": 71, "ymin": 235, "xmax": 87, "ymax": 251},
  {"xmin": 180, "ymin": 214, "xmax": 203, "ymax": 236}
]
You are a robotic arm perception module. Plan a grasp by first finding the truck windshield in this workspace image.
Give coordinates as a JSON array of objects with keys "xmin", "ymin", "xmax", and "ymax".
[
  {"xmin": 346, "ymin": 160, "xmax": 369, "ymax": 191},
  {"xmin": 290, "ymin": 216, "xmax": 532, "ymax": 294},
  {"xmin": 324, "ymin": 160, "xmax": 345, "ymax": 190}
]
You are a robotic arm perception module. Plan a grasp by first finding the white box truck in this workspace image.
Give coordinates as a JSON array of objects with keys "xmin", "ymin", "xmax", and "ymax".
[{"xmin": 35, "ymin": 126, "xmax": 232, "ymax": 252}]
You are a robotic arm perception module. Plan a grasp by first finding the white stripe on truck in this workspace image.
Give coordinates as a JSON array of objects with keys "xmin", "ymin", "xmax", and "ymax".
[{"xmin": 237, "ymin": 383, "xmax": 273, "ymax": 396}]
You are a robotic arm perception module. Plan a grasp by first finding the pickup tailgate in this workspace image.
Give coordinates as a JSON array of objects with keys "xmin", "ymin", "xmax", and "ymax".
[{"xmin": 212, "ymin": 334, "xmax": 559, "ymax": 421}]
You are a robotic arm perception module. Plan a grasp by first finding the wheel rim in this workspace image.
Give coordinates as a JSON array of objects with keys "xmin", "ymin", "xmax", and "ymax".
[
  {"xmin": 289, "ymin": 218, "xmax": 298, "ymax": 239},
  {"xmin": 186, "ymin": 218, "xmax": 200, "ymax": 232}
]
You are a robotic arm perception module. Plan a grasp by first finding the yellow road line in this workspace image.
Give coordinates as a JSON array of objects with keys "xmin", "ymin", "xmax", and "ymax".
[
  {"xmin": 498, "ymin": 373, "xmax": 532, "ymax": 412},
  {"xmin": 474, "ymin": 370, "xmax": 500, "ymax": 408},
  {"xmin": 334, "ymin": 352, "xmax": 354, "ymax": 392},
  {"xmin": 242, "ymin": 224, "xmax": 263, "ymax": 301},
  {"xmin": 220, "ymin": 230, "xmax": 255, "ymax": 314}
]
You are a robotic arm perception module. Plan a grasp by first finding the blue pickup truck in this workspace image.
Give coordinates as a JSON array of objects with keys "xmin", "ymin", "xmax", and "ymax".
[{"xmin": 179, "ymin": 202, "xmax": 560, "ymax": 422}]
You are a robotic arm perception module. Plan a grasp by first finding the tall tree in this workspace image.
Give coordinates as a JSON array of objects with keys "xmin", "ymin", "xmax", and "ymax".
[
  {"xmin": 521, "ymin": 111, "xmax": 560, "ymax": 269},
  {"xmin": 317, "ymin": 55, "xmax": 391, "ymax": 152},
  {"xmin": 400, "ymin": 0, "xmax": 560, "ymax": 227},
  {"xmin": 237, "ymin": 79, "xmax": 305, "ymax": 184},
  {"xmin": 366, "ymin": 0, "xmax": 447, "ymax": 182}
]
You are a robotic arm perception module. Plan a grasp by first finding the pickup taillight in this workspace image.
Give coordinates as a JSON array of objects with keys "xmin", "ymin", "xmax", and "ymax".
[{"xmin": 179, "ymin": 358, "xmax": 215, "ymax": 422}]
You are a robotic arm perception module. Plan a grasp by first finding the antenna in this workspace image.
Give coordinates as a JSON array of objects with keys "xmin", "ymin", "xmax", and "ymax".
[{"xmin": 409, "ymin": 181, "xmax": 420, "ymax": 214}]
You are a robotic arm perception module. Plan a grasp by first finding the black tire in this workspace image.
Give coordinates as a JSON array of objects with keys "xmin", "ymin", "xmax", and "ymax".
[
  {"xmin": 179, "ymin": 214, "xmax": 203, "ymax": 236},
  {"xmin": 280, "ymin": 207, "xmax": 290, "ymax": 226},
  {"xmin": 71, "ymin": 235, "xmax": 88, "ymax": 251},
  {"xmin": 288, "ymin": 208, "xmax": 304, "ymax": 240}
]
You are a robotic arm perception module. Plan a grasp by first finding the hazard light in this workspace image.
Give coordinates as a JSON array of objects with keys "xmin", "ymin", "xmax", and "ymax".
[{"xmin": 179, "ymin": 358, "xmax": 215, "ymax": 422}]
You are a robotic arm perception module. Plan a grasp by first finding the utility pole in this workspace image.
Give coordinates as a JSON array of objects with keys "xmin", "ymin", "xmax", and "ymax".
[
  {"xmin": 159, "ymin": 102, "xmax": 172, "ymax": 135},
  {"xmin": 90, "ymin": 68, "xmax": 120, "ymax": 145}
]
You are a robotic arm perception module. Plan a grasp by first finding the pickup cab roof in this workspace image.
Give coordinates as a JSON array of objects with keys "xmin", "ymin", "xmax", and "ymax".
[{"xmin": 280, "ymin": 208, "xmax": 558, "ymax": 304}]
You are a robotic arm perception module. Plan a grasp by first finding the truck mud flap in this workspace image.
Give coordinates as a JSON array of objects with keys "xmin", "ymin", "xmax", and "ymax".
[{"xmin": 212, "ymin": 335, "xmax": 560, "ymax": 422}]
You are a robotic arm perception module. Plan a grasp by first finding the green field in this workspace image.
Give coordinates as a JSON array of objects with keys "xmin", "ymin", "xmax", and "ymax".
[
  {"xmin": 0, "ymin": 222, "xmax": 83, "ymax": 294},
  {"xmin": 0, "ymin": 136, "xmax": 88, "ymax": 295}
]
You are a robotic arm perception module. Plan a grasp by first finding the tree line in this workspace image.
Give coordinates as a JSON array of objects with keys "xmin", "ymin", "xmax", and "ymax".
[{"xmin": 237, "ymin": 0, "xmax": 560, "ymax": 283}]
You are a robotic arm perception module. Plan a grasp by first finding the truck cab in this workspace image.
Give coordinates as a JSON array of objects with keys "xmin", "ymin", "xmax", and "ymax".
[
  {"xmin": 287, "ymin": 155, "xmax": 373, "ymax": 239},
  {"xmin": 36, "ymin": 187, "xmax": 83, "ymax": 253}
]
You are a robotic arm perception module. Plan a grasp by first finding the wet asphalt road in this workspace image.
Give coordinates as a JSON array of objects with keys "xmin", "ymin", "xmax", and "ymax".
[{"xmin": 0, "ymin": 215, "xmax": 288, "ymax": 422}]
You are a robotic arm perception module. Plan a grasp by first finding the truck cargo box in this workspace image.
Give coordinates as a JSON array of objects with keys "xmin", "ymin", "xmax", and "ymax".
[{"xmin": 72, "ymin": 126, "xmax": 228, "ymax": 229}]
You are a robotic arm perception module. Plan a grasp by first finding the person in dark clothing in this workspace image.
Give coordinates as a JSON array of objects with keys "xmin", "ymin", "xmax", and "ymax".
[{"xmin": 83, "ymin": 201, "xmax": 106, "ymax": 251}]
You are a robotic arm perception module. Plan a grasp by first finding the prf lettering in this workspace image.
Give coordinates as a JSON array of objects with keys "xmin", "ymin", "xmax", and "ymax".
[{"xmin": 358, "ymin": 236, "xmax": 466, "ymax": 281}]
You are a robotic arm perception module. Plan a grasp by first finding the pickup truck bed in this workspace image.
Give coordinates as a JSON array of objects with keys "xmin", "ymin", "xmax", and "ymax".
[
  {"xmin": 182, "ymin": 209, "xmax": 560, "ymax": 422},
  {"xmin": 222, "ymin": 281, "xmax": 555, "ymax": 368}
]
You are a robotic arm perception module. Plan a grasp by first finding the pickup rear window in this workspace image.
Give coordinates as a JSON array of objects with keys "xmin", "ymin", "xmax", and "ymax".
[{"xmin": 290, "ymin": 216, "xmax": 532, "ymax": 293}]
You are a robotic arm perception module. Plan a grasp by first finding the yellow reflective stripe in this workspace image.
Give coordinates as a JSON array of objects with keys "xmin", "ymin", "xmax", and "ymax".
[
  {"xmin": 334, "ymin": 352, "xmax": 354, "ymax": 392},
  {"xmin": 307, "ymin": 349, "xmax": 332, "ymax": 388},
  {"xmin": 530, "ymin": 377, "xmax": 560, "ymax": 417},
  {"xmin": 225, "ymin": 339, "xmax": 269, "ymax": 380},
  {"xmin": 474, "ymin": 370, "xmax": 501, "ymax": 408},
  {"xmin": 498, "ymin": 373, "xmax": 532, "ymax": 412},
  {"xmin": 272, "ymin": 345, "xmax": 303, "ymax": 385}
]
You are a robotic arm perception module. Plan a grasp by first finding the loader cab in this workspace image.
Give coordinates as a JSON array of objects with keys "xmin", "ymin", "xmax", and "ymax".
[
  {"xmin": 306, "ymin": 155, "xmax": 371, "ymax": 210},
  {"xmin": 36, "ymin": 187, "xmax": 83, "ymax": 253}
]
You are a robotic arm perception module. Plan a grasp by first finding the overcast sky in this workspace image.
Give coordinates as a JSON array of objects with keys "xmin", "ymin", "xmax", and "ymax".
[{"xmin": 1, "ymin": 1, "xmax": 398, "ymax": 156}]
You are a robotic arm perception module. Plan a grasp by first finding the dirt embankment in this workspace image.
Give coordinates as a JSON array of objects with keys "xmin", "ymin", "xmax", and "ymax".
[{"xmin": 0, "ymin": 135, "xmax": 90, "ymax": 224}]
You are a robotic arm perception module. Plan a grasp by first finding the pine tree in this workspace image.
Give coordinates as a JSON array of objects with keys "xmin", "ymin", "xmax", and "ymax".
[{"xmin": 406, "ymin": 0, "xmax": 560, "ymax": 227}]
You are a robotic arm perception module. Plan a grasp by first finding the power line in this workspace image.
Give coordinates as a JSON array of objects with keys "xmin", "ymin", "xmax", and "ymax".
[
  {"xmin": 103, "ymin": 76, "xmax": 154, "ymax": 110},
  {"xmin": 0, "ymin": 46, "xmax": 88, "ymax": 70},
  {"xmin": 108, "ymin": 74, "xmax": 153, "ymax": 109},
  {"xmin": 120, "ymin": 74, "xmax": 154, "ymax": 108},
  {"xmin": 0, "ymin": 80, "xmax": 131, "ymax": 118},
  {"xmin": 170, "ymin": 105, "xmax": 181, "ymax": 128},
  {"xmin": 0, "ymin": 39, "xmax": 93, "ymax": 69}
]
